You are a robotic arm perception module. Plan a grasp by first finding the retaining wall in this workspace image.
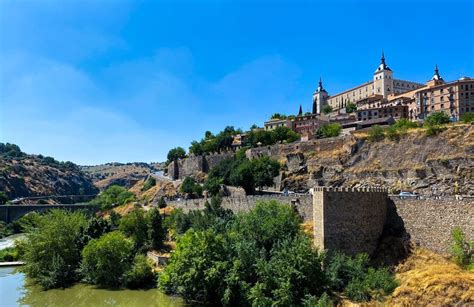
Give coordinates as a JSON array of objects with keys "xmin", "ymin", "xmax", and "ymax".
[{"xmin": 0, "ymin": 204, "xmax": 98, "ymax": 223}]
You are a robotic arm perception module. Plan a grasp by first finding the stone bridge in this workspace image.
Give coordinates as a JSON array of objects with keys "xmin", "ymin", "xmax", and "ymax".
[{"xmin": 0, "ymin": 204, "xmax": 99, "ymax": 223}]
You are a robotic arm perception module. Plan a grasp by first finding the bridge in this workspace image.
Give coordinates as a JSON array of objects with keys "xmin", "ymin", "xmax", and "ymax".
[
  {"xmin": 0, "ymin": 204, "xmax": 100, "ymax": 223},
  {"xmin": 10, "ymin": 194, "xmax": 98, "ymax": 204}
]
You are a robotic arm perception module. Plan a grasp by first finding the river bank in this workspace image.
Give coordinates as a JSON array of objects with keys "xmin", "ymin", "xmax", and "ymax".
[{"xmin": 0, "ymin": 266, "xmax": 184, "ymax": 307}]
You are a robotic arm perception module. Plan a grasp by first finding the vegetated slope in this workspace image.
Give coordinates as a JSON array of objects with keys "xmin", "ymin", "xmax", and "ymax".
[
  {"xmin": 0, "ymin": 144, "xmax": 98, "ymax": 199},
  {"xmin": 81, "ymin": 162, "xmax": 164, "ymax": 190},
  {"xmin": 280, "ymin": 124, "xmax": 473, "ymax": 195}
]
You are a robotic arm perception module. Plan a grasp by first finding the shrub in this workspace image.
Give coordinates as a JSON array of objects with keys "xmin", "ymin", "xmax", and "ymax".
[
  {"xmin": 91, "ymin": 185, "xmax": 135, "ymax": 210},
  {"xmin": 21, "ymin": 210, "xmax": 87, "ymax": 289},
  {"xmin": 367, "ymin": 125, "xmax": 385, "ymax": 142},
  {"xmin": 123, "ymin": 254, "xmax": 157, "ymax": 289},
  {"xmin": 316, "ymin": 123, "xmax": 342, "ymax": 139},
  {"xmin": 0, "ymin": 247, "xmax": 20, "ymax": 262},
  {"xmin": 141, "ymin": 177, "xmax": 156, "ymax": 192},
  {"xmin": 425, "ymin": 111, "xmax": 451, "ymax": 126},
  {"xmin": 451, "ymin": 227, "xmax": 474, "ymax": 269},
  {"xmin": 393, "ymin": 118, "xmax": 419, "ymax": 130},
  {"xmin": 386, "ymin": 125, "xmax": 399, "ymax": 140},
  {"xmin": 425, "ymin": 123, "xmax": 444, "ymax": 136},
  {"xmin": 157, "ymin": 196, "xmax": 167, "ymax": 208},
  {"xmin": 345, "ymin": 102, "xmax": 357, "ymax": 113},
  {"xmin": 302, "ymin": 292, "xmax": 333, "ymax": 307},
  {"xmin": 167, "ymin": 147, "xmax": 186, "ymax": 163},
  {"xmin": 460, "ymin": 112, "xmax": 474, "ymax": 123},
  {"xmin": 81, "ymin": 231, "xmax": 133, "ymax": 288},
  {"xmin": 203, "ymin": 176, "xmax": 223, "ymax": 196},
  {"xmin": 180, "ymin": 177, "xmax": 203, "ymax": 198},
  {"xmin": 322, "ymin": 105, "xmax": 333, "ymax": 114},
  {"xmin": 344, "ymin": 267, "xmax": 398, "ymax": 302}
]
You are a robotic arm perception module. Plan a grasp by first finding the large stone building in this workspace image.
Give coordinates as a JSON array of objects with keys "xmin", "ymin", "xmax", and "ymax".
[{"xmin": 312, "ymin": 53, "xmax": 473, "ymax": 121}]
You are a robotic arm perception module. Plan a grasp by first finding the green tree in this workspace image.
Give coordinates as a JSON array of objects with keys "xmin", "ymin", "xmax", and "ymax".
[
  {"xmin": 119, "ymin": 208, "xmax": 150, "ymax": 250},
  {"xmin": 251, "ymin": 156, "xmax": 280, "ymax": 191},
  {"xmin": 322, "ymin": 105, "xmax": 333, "ymax": 114},
  {"xmin": 346, "ymin": 102, "xmax": 357, "ymax": 113},
  {"xmin": 367, "ymin": 125, "xmax": 385, "ymax": 142},
  {"xmin": 81, "ymin": 231, "xmax": 133, "ymax": 288},
  {"xmin": 316, "ymin": 123, "xmax": 342, "ymax": 139},
  {"xmin": 167, "ymin": 147, "xmax": 186, "ymax": 163},
  {"xmin": 180, "ymin": 176, "xmax": 203, "ymax": 198},
  {"xmin": 21, "ymin": 210, "xmax": 87, "ymax": 289},
  {"xmin": 203, "ymin": 176, "xmax": 223, "ymax": 196},
  {"xmin": 148, "ymin": 208, "xmax": 165, "ymax": 250}
]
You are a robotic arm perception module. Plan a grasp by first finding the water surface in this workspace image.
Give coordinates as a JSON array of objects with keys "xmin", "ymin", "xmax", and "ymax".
[
  {"xmin": 0, "ymin": 267, "xmax": 184, "ymax": 307},
  {"xmin": 0, "ymin": 234, "xmax": 25, "ymax": 250}
]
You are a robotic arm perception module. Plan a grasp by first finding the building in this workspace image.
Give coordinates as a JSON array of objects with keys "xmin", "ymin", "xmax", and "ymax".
[
  {"xmin": 264, "ymin": 118, "xmax": 293, "ymax": 131},
  {"xmin": 356, "ymin": 105, "xmax": 408, "ymax": 121},
  {"xmin": 293, "ymin": 113, "xmax": 329, "ymax": 140},
  {"xmin": 312, "ymin": 54, "xmax": 473, "ymax": 121}
]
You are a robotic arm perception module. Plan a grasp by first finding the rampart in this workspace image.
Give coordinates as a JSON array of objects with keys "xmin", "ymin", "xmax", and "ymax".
[
  {"xmin": 313, "ymin": 187, "xmax": 388, "ymax": 256},
  {"xmin": 0, "ymin": 204, "xmax": 99, "ymax": 223},
  {"xmin": 167, "ymin": 152, "xmax": 233, "ymax": 180},
  {"xmin": 168, "ymin": 194, "xmax": 313, "ymax": 221}
]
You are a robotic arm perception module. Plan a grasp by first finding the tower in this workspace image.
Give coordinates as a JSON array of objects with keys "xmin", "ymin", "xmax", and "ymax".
[
  {"xmin": 313, "ymin": 77, "xmax": 329, "ymax": 114},
  {"xmin": 373, "ymin": 52, "xmax": 394, "ymax": 98},
  {"xmin": 427, "ymin": 64, "xmax": 445, "ymax": 86}
]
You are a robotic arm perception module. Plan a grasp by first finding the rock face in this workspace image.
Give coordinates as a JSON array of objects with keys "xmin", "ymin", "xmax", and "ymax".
[
  {"xmin": 0, "ymin": 156, "xmax": 98, "ymax": 199},
  {"xmin": 167, "ymin": 152, "xmax": 233, "ymax": 180},
  {"xmin": 248, "ymin": 125, "xmax": 474, "ymax": 196}
]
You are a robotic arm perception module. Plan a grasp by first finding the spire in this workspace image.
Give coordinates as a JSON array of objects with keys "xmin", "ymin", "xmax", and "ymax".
[
  {"xmin": 298, "ymin": 105, "xmax": 303, "ymax": 116},
  {"xmin": 432, "ymin": 64, "xmax": 443, "ymax": 81},
  {"xmin": 317, "ymin": 77, "xmax": 324, "ymax": 92},
  {"xmin": 374, "ymin": 51, "xmax": 391, "ymax": 73},
  {"xmin": 381, "ymin": 51, "xmax": 385, "ymax": 65}
]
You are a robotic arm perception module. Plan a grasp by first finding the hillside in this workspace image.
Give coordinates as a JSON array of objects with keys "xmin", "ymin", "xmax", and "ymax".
[
  {"xmin": 81, "ymin": 162, "xmax": 165, "ymax": 190},
  {"xmin": 252, "ymin": 124, "xmax": 473, "ymax": 196},
  {"xmin": 0, "ymin": 143, "xmax": 98, "ymax": 199}
]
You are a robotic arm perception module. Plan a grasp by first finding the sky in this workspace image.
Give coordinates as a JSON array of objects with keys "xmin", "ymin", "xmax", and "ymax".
[{"xmin": 0, "ymin": 0, "xmax": 473, "ymax": 165}]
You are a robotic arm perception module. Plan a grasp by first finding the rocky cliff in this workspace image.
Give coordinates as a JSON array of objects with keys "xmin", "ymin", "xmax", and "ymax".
[
  {"xmin": 0, "ymin": 147, "xmax": 98, "ymax": 199},
  {"xmin": 269, "ymin": 124, "xmax": 473, "ymax": 196}
]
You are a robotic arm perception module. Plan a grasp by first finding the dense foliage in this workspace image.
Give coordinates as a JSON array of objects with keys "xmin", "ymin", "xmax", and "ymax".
[
  {"xmin": 166, "ymin": 147, "xmax": 186, "ymax": 163},
  {"xmin": 345, "ymin": 102, "xmax": 357, "ymax": 113},
  {"xmin": 21, "ymin": 210, "xmax": 88, "ymax": 289},
  {"xmin": 81, "ymin": 231, "xmax": 134, "ymax": 288},
  {"xmin": 159, "ymin": 200, "xmax": 397, "ymax": 305},
  {"xmin": 316, "ymin": 123, "xmax": 342, "ymax": 139},
  {"xmin": 322, "ymin": 105, "xmax": 333, "ymax": 114},
  {"xmin": 90, "ymin": 185, "xmax": 135, "ymax": 209},
  {"xmin": 180, "ymin": 177, "xmax": 203, "ymax": 198},
  {"xmin": 20, "ymin": 207, "xmax": 164, "ymax": 290},
  {"xmin": 0, "ymin": 191, "xmax": 8, "ymax": 204},
  {"xmin": 189, "ymin": 126, "xmax": 242, "ymax": 155},
  {"xmin": 204, "ymin": 155, "xmax": 280, "ymax": 195}
]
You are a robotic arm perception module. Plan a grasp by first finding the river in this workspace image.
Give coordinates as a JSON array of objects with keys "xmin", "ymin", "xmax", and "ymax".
[
  {"xmin": 0, "ymin": 234, "xmax": 25, "ymax": 250},
  {"xmin": 0, "ymin": 267, "xmax": 184, "ymax": 307}
]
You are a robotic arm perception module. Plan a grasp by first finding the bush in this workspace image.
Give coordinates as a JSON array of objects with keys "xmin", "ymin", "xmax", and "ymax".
[
  {"xmin": 451, "ymin": 227, "xmax": 473, "ymax": 269},
  {"xmin": 0, "ymin": 247, "xmax": 20, "ymax": 262},
  {"xmin": 157, "ymin": 196, "xmax": 167, "ymax": 208},
  {"xmin": 386, "ymin": 125, "xmax": 399, "ymax": 140},
  {"xmin": 393, "ymin": 118, "xmax": 419, "ymax": 130},
  {"xmin": 203, "ymin": 176, "xmax": 223, "ymax": 196},
  {"xmin": 345, "ymin": 103, "xmax": 357, "ymax": 113},
  {"xmin": 425, "ymin": 111, "xmax": 451, "ymax": 126},
  {"xmin": 425, "ymin": 123, "xmax": 444, "ymax": 136},
  {"xmin": 21, "ymin": 210, "xmax": 87, "ymax": 289},
  {"xmin": 367, "ymin": 125, "xmax": 385, "ymax": 142},
  {"xmin": 345, "ymin": 267, "xmax": 398, "ymax": 302},
  {"xmin": 167, "ymin": 147, "xmax": 186, "ymax": 163},
  {"xmin": 123, "ymin": 254, "xmax": 157, "ymax": 289},
  {"xmin": 316, "ymin": 123, "xmax": 342, "ymax": 139},
  {"xmin": 141, "ymin": 177, "xmax": 156, "ymax": 192},
  {"xmin": 322, "ymin": 105, "xmax": 333, "ymax": 114},
  {"xmin": 460, "ymin": 112, "xmax": 474, "ymax": 123},
  {"xmin": 302, "ymin": 292, "xmax": 333, "ymax": 307},
  {"xmin": 90, "ymin": 185, "xmax": 135, "ymax": 210},
  {"xmin": 180, "ymin": 177, "xmax": 203, "ymax": 198},
  {"xmin": 81, "ymin": 231, "xmax": 133, "ymax": 288}
]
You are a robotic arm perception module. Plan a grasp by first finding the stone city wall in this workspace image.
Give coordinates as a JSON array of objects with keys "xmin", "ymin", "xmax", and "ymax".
[
  {"xmin": 168, "ymin": 194, "xmax": 313, "ymax": 221},
  {"xmin": 388, "ymin": 197, "xmax": 474, "ymax": 254},
  {"xmin": 313, "ymin": 187, "xmax": 388, "ymax": 256},
  {"xmin": 167, "ymin": 152, "xmax": 234, "ymax": 180}
]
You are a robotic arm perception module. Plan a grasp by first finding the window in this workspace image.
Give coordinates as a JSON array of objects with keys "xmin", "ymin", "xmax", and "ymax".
[
  {"xmin": 440, "ymin": 88, "xmax": 444, "ymax": 93},
  {"xmin": 440, "ymin": 96, "xmax": 444, "ymax": 101},
  {"xmin": 441, "ymin": 104, "xmax": 444, "ymax": 109}
]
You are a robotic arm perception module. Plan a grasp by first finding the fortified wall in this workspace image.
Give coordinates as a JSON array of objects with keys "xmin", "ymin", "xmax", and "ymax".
[
  {"xmin": 167, "ymin": 152, "xmax": 233, "ymax": 180},
  {"xmin": 168, "ymin": 194, "xmax": 313, "ymax": 221},
  {"xmin": 313, "ymin": 187, "xmax": 388, "ymax": 256}
]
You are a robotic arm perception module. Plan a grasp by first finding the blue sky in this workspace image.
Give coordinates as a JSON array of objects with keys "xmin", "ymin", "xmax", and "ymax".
[{"xmin": 1, "ymin": 0, "xmax": 473, "ymax": 165}]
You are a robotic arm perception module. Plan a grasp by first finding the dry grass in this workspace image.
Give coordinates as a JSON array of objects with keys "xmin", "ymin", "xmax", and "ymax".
[
  {"xmin": 300, "ymin": 222, "xmax": 313, "ymax": 236},
  {"xmin": 386, "ymin": 249, "xmax": 474, "ymax": 306}
]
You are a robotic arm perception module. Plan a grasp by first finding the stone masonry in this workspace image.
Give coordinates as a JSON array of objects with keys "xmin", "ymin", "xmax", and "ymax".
[{"xmin": 313, "ymin": 187, "xmax": 388, "ymax": 256}]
